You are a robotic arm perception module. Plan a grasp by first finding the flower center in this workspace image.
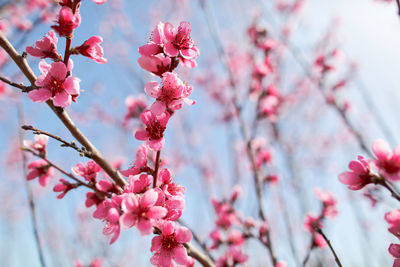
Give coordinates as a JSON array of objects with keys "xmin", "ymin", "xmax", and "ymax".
[{"xmin": 50, "ymin": 77, "xmax": 65, "ymax": 96}]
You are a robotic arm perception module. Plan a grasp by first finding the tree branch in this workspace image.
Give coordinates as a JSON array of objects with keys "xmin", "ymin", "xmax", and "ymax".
[
  {"xmin": 22, "ymin": 125, "xmax": 93, "ymax": 158},
  {"xmin": 0, "ymin": 30, "xmax": 127, "ymax": 188}
]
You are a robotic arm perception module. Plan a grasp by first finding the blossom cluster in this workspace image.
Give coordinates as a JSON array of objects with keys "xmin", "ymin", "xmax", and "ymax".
[
  {"xmin": 26, "ymin": 0, "xmax": 107, "ymax": 108},
  {"xmin": 21, "ymin": 0, "xmax": 200, "ymax": 264},
  {"xmin": 208, "ymin": 185, "xmax": 287, "ymax": 267},
  {"xmin": 303, "ymin": 188, "xmax": 338, "ymax": 249},
  {"xmin": 338, "ymin": 139, "xmax": 400, "ymax": 190}
]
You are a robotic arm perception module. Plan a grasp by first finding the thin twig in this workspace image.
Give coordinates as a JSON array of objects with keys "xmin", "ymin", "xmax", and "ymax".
[
  {"xmin": 316, "ymin": 228, "xmax": 343, "ymax": 267},
  {"xmin": 198, "ymin": 1, "xmax": 278, "ymax": 265},
  {"xmin": 0, "ymin": 75, "xmax": 37, "ymax": 91},
  {"xmin": 23, "ymin": 147, "xmax": 109, "ymax": 197},
  {"xmin": 22, "ymin": 125, "xmax": 93, "ymax": 158},
  {"xmin": 0, "ymin": 30, "xmax": 127, "ymax": 188},
  {"xmin": 153, "ymin": 150, "xmax": 161, "ymax": 188},
  {"xmin": 17, "ymin": 103, "xmax": 47, "ymax": 267}
]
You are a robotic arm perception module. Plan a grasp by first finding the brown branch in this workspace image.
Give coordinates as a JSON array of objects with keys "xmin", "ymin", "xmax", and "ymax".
[
  {"xmin": 153, "ymin": 150, "xmax": 161, "ymax": 188},
  {"xmin": 0, "ymin": 75, "xmax": 37, "ymax": 92},
  {"xmin": 21, "ymin": 125, "xmax": 93, "ymax": 158},
  {"xmin": 184, "ymin": 242, "xmax": 215, "ymax": 267},
  {"xmin": 0, "ymin": 30, "xmax": 127, "ymax": 188}
]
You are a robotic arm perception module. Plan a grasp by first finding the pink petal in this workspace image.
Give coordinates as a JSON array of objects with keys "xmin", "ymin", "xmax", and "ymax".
[
  {"xmin": 389, "ymin": 244, "xmax": 400, "ymax": 258},
  {"xmin": 164, "ymin": 42, "xmax": 179, "ymax": 57},
  {"xmin": 109, "ymin": 225, "xmax": 120, "ymax": 244},
  {"xmin": 120, "ymin": 213, "xmax": 137, "ymax": 229},
  {"xmin": 27, "ymin": 169, "xmax": 39, "ymax": 180},
  {"xmin": 137, "ymin": 220, "xmax": 152, "ymax": 235},
  {"xmin": 180, "ymin": 47, "xmax": 198, "ymax": 59},
  {"xmin": 138, "ymin": 56, "xmax": 159, "ymax": 73},
  {"xmin": 183, "ymin": 98, "xmax": 196, "ymax": 105},
  {"xmin": 172, "ymin": 246, "xmax": 189, "ymax": 265},
  {"xmin": 372, "ymin": 139, "xmax": 392, "ymax": 161},
  {"xmin": 147, "ymin": 206, "xmax": 167, "ymax": 219},
  {"xmin": 64, "ymin": 76, "xmax": 80, "ymax": 95},
  {"xmin": 162, "ymin": 221, "xmax": 174, "ymax": 236},
  {"xmin": 348, "ymin": 160, "xmax": 366, "ymax": 175},
  {"xmin": 150, "ymin": 101, "xmax": 166, "ymax": 116},
  {"xmin": 141, "ymin": 189, "xmax": 158, "ymax": 207},
  {"xmin": 338, "ymin": 172, "xmax": 361, "ymax": 186},
  {"xmin": 122, "ymin": 193, "xmax": 139, "ymax": 211},
  {"xmin": 135, "ymin": 129, "xmax": 149, "ymax": 141},
  {"xmin": 52, "ymin": 91, "xmax": 71, "ymax": 107},
  {"xmin": 148, "ymin": 138, "xmax": 164, "ymax": 151},
  {"xmin": 28, "ymin": 89, "xmax": 51, "ymax": 102},
  {"xmin": 50, "ymin": 61, "xmax": 67, "ymax": 80},
  {"xmin": 92, "ymin": 0, "xmax": 107, "ymax": 4},
  {"xmin": 164, "ymin": 22, "xmax": 176, "ymax": 42},
  {"xmin": 39, "ymin": 175, "xmax": 50, "ymax": 187},
  {"xmin": 152, "ymin": 22, "xmax": 164, "ymax": 44},
  {"xmin": 176, "ymin": 227, "xmax": 192, "ymax": 243},
  {"xmin": 38, "ymin": 59, "xmax": 51, "ymax": 74},
  {"xmin": 138, "ymin": 43, "xmax": 160, "ymax": 56},
  {"xmin": 151, "ymin": 236, "xmax": 162, "ymax": 252},
  {"xmin": 140, "ymin": 110, "xmax": 153, "ymax": 124},
  {"xmin": 144, "ymin": 81, "xmax": 160, "ymax": 98}
]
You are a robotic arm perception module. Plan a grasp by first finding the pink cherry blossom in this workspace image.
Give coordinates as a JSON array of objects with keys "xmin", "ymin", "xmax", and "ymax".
[
  {"xmin": 372, "ymin": 139, "xmax": 400, "ymax": 181},
  {"xmin": 138, "ymin": 22, "xmax": 165, "ymax": 57},
  {"xmin": 303, "ymin": 214, "xmax": 327, "ymax": 248},
  {"xmin": 210, "ymin": 229, "xmax": 223, "ymax": 249},
  {"xmin": 120, "ymin": 189, "xmax": 167, "ymax": 235},
  {"xmin": 227, "ymin": 230, "xmax": 245, "ymax": 246},
  {"xmin": 53, "ymin": 178, "xmax": 75, "ymax": 199},
  {"xmin": 212, "ymin": 198, "xmax": 240, "ymax": 229},
  {"xmin": 314, "ymin": 188, "xmax": 338, "ymax": 219},
  {"xmin": 121, "ymin": 144, "xmax": 149, "ymax": 177},
  {"xmin": 29, "ymin": 60, "xmax": 80, "ymax": 107},
  {"xmin": 27, "ymin": 159, "xmax": 54, "ymax": 186},
  {"xmin": 216, "ymin": 246, "xmax": 248, "ymax": 267},
  {"xmin": 135, "ymin": 110, "xmax": 169, "ymax": 151},
  {"xmin": 145, "ymin": 72, "xmax": 195, "ymax": 115},
  {"xmin": 72, "ymin": 161, "xmax": 101, "ymax": 183},
  {"xmin": 23, "ymin": 134, "xmax": 48, "ymax": 155},
  {"xmin": 150, "ymin": 221, "xmax": 192, "ymax": 267},
  {"xmin": 386, "ymin": 210, "xmax": 400, "ymax": 227},
  {"xmin": 26, "ymin": 30, "xmax": 59, "ymax": 60},
  {"xmin": 125, "ymin": 174, "xmax": 152, "ymax": 194},
  {"xmin": 163, "ymin": 21, "xmax": 199, "ymax": 61},
  {"xmin": 51, "ymin": 7, "xmax": 81, "ymax": 37},
  {"xmin": 93, "ymin": 195, "xmax": 123, "ymax": 244},
  {"xmin": 339, "ymin": 155, "xmax": 373, "ymax": 190},
  {"xmin": 74, "ymin": 36, "xmax": 107, "ymax": 64}
]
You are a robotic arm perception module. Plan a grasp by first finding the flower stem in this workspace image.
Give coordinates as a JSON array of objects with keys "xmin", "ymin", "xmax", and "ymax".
[{"xmin": 316, "ymin": 228, "xmax": 343, "ymax": 267}]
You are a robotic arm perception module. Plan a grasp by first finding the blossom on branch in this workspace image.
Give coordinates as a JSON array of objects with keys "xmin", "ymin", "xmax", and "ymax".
[{"xmin": 28, "ymin": 60, "xmax": 80, "ymax": 107}]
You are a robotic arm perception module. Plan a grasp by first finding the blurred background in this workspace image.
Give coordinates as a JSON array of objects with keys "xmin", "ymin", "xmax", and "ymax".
[{"xmin": 1, "ymin": 0, "xmax": 400, "ymax": 266}]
